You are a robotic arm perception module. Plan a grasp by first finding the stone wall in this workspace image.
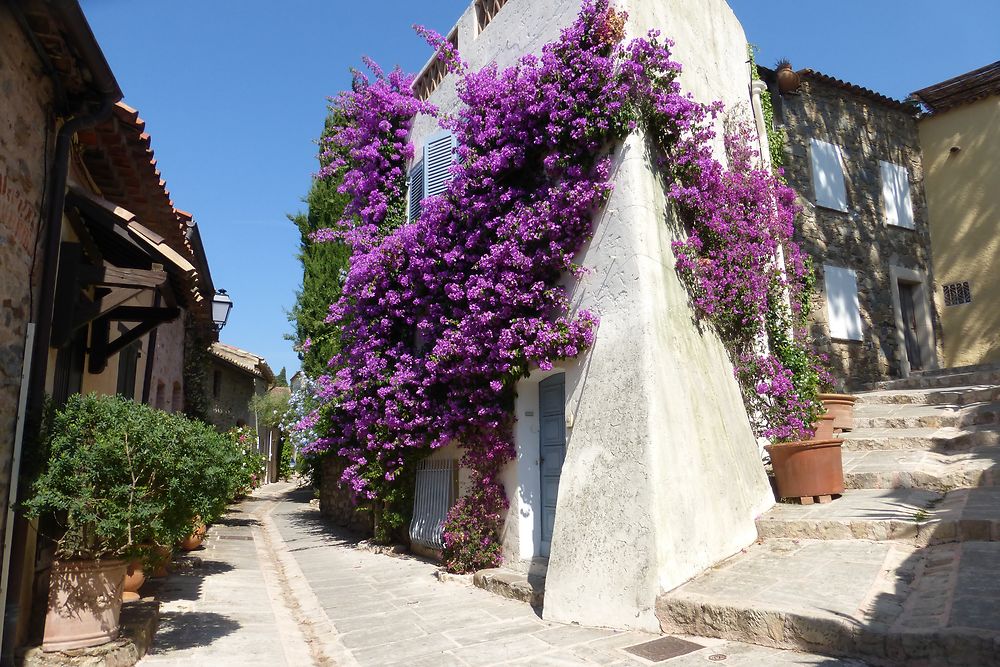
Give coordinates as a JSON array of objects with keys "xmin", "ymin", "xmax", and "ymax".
[
  {"xmin": 319, "ymin": 456, "xmax": 373, "ymax": 535},
  {"xmin": 206, "ymin": 359, "xmax": 261, "ymax": 431},
  {"xmin": 777, "ymin": 74, "xmax": 943, "ymax": 387},
  {"xmin": 0, "ymin": 4, "xmax": 52, "ymax": 541},
  {"xmin": 148, "ymin": 315, "xmax": 185, "ymax": 411}
]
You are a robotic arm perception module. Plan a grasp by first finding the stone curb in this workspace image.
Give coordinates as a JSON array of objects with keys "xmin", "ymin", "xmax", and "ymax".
[{"xmin": 473, "ymin": 568, "xmax": 544, "ymax": 607}]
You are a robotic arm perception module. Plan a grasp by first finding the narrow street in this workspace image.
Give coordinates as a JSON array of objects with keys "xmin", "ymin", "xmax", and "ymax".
[{"xmin": 138, "ymin": 483, "xmax": 867, "ymax": 666}]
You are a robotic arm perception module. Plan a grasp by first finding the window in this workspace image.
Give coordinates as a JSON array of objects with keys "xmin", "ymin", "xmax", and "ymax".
[
  {"xmin": 412, "ymin": 29, "xmax": 459, "ymax": 101},
  {"xmin": 213, "ymin": 369, "xmax": 222, "ymax": 398},
  {"xmin": 824, "ymin": 265, "xmax": 863, "ymax": 341},
  {"xmin": 475, "ymin": 0, "xmax": 510, "ymax": 34},
  {"xmin": 943, "ymin": 281, "xmax": 972, "ymax": 306},
  {"xmin": 880, "ymin": 160, "xmax": 915, "ymax": 229},
  {"xmin": 408, "ymin": 131, "xmax": 456, "ymax": 223},
  {"xmin": 810, "ymin": 138, "xmax": 848, "ymax": 212},
  {"xmin": 116, "ymin": 339, "xmax": 141, "ymax": 400}
]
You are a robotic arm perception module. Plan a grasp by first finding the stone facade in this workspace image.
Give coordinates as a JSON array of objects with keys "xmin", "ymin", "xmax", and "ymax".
[
  {"xmin": 0, "ymin": 3, "xmax": 52, "ymax": 543},
  {"xmin": 206, "ymin": 357, "xmax": 264, "ymax": 431},
  {"xmin": 149, "ymin": 315, "xmax": 185, "ymax": 412},
  {"xmin": 319, "ymin": 456, "xmax": 373, "ymax": 535},
  {"xmin": 775, "ymin": 72, "xmax": 943, "ymax": 388}
]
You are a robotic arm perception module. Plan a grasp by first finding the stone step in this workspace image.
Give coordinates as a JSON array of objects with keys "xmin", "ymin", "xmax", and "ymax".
[
  {"xmin": 656, "ymin": 538, "xmax": 1000, "ymax": 665},
  {"xmin": 840, "ymin": 425, "xmax": 1000, "ymax": 452},
  {"xmin": 472, "ymin": 567, "xmax": 544, "ymax": 607},
  {"xmin": 843, "ymin": 448, "xmax": 1000, "ymax": 491},
  {"xmin": 870, "ymin": 367, "xmax": 1000, "ymax": 391},
  {"xmin": 755, "ymin": 488, "xmax": 1000, "ymax": 545},
  {"xmin": 854, "ymin": 384, "xmax": 1000, "ymax": 407},
  {"xmin": 853, "ymin": 401, "xmax": 1000, "ymax": 430}
]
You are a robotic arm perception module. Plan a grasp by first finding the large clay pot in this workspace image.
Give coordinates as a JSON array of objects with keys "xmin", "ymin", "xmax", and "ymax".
[
  {"xmin": 812, "ymin": 414, "xmax": 836, "ymax": 440},
  {"xmin": 766, "ymin": 439, "xmax": 845, "ymax": 500},
  {"xmin": 776, "ymin": 63, "xmax": 801, "ymax": 94},
  {"xmin": 179, "ymin": 522, "xmax": 207, "ymax": 551},
  {"xmin": 42, "ymin": 559, "xmax": 127, "ymax": 652},
  {"xmin": 151, "ymin": 545, "xmax": 172, "ymax": 578},
  {"xmin": 818, "ymin": 393, "xmax": 856, "ymax": 432},
  {"xmin": 122, "ymin": 561, "xmax": 145, "ymax": 602}
]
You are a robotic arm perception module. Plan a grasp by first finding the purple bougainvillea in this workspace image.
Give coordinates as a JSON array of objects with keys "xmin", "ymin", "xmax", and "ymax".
[{"xmin": 299, "ymin": 0, "xmax": 826, "ymax": 571}]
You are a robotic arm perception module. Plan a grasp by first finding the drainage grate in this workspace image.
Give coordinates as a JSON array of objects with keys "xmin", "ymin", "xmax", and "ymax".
[
  {"xmin": 624, "ymin": 636, "xmax": 703, "ymax": 662},
  {"xmin": 215, "ymin": 535, "xmax": 254, "ymax": 541}
]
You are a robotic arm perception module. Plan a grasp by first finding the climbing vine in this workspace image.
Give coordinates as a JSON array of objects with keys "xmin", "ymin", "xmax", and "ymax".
[{"xmin": 301, "ymin": 0, "xmax": 826, "ymax": 571}]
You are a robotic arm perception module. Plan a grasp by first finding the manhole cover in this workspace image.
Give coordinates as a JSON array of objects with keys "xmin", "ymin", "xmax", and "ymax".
[
  {"xmin": 708, "ymin": 655, "xmax": 728, "ymax": 662},
  {"xmin": 624, "ymin": 636, "xmax": 703, "ymax": 662}
]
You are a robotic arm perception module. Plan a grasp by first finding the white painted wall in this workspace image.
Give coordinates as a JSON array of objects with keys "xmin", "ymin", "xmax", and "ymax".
[{"xmin": 413, "ymin": 0, "xmax": 774, "ymax": 632}]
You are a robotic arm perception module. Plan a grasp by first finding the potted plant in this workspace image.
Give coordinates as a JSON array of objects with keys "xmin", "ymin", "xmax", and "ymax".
[
  {"xmin": 23, "ymin": 394, "xmax": 230, "ymax": 649},
  {"xmin": 775, "ymin": 58, "xmax": 800, "ymax": 94},
  {"xmin": 817, "ymin": 378, "xmax": 857, "ymax": 432}
]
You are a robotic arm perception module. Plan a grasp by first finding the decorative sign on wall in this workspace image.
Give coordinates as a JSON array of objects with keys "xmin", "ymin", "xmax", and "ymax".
[{"xmin": 943, "ymin": 281, "xmax": 972, "ymax": 307}]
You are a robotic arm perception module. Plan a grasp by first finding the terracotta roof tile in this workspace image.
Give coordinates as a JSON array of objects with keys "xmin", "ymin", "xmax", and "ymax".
[
  {"xmin": 912, "ymin": 61, "xmax": 1000, "ymax": 113},
  {"xmin": 798, "ymin": 68, "xmax": 915, "ymax": 114}
]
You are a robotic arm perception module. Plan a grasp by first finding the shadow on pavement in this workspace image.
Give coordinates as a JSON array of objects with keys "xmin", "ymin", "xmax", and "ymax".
[{"xmin": 147, "ymin": 610, "xmax": 240, "ymax": 653}]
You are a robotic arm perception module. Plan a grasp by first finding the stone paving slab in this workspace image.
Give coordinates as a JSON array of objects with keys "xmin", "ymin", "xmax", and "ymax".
[
  {"xmin": 657, "ymin": 538, "xmax": 1000, "ymax": 665},
  {"xmin": 843, "ymin": 447, "xmax": 1000, "ymax": 491},
  {"xmin": 869, "ymin": 367, "xmax": 1000, "ymax": 392},
  {"xmin": 268, "ymin": 486, "xmax": 863, "ymax": 666},
  {"xmin": 855, "ymin": 384, "xmax": 1000, "ymax": 407}
]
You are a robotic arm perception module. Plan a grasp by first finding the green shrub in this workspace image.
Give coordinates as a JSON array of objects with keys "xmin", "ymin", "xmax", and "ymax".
[{"xmin": 23, "ymin": 393, "xmax": 253, "ymax": 561}]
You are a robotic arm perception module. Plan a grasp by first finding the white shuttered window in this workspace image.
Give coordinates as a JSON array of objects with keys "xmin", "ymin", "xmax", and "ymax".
[
  {"xmin": 880, "ymin": 160, "xmax": 915, "ymax": 229},
  {"xmin": 824, "ymin": 265, "xmax": 863, "ymax": 341},
  {"xmin": 408, "ymin": 161, "xmax": 424, "ymax": 223},
  {"xmin": 810, "ymin": 138, "xmax": 848, "ymax": 212}
]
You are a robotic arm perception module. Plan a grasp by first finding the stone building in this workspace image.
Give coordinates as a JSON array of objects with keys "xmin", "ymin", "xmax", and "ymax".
[
  {"xmin": 763, "ymin": 67, "xmax": 942, "ymax": 388},
  {"xmin": 0, "ymin": 1, "xmax": 219, "ymax": 655},
  {"xmin": 327, "ymin": 0, "xmax": 777, "ymax": 632},
  {"xmin": 912, "ymin": 61, "xmax": 1000, "ymax": 368},
  {"xmin": 206, "ymin": 341, "xmax": 274, "ymax": 431}
]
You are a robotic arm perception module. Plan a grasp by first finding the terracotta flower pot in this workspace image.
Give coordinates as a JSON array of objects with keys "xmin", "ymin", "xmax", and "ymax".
[
  {"xmin": 766, "ymin": 439, "xmax": 845, "ymax": 500},
  {"xmin": 42, "ymin": 559, "xmax": 127, "ymax": 652},
  {"xmin": 122, "ymin": 560, "xmax": 145, "ymax": 602},
  {"xmin": 776, "ymin": 64, "xmax": 800, "ymax": 94},
  {"xmin": 818, "ymin": 393, "xmax": 856, "ymax": 432},
  {"xmin": 812, "ymin": 414, "xmax": 836, "ymax": 440},
  {"xmin": 179, "ymin": 522, "xmax": 207, "ymax": 551},
  {"xmin": 151, "ymin": 545, "xmax": 172, "ymax": 578}
]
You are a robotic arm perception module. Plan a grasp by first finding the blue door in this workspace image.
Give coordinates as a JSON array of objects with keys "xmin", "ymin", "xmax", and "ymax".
[{"xmin": 539, "ymin": 374, "xmax": 566, "ymax": 557}]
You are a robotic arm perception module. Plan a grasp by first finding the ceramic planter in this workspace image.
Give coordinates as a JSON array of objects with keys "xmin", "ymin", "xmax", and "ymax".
[
  {"xmin": 42, "ymin": 559, "xmax": 127, "ymax": 652},
  {"xmin": 818, "ymin": 393, "xmax": 857, "ymax": 432},
  {"xmin": 776, "ymin": 64, "xmax": 800, "ymax": 94},
  {"xmin": 122, "ymin": 560, "xmax": 145, "ymax": 602},
  {"xmin": 766, "ymin": 439, "xmax": 845, "ymax": 500},
  {"xmin": 150, "ymin": 545, "xmax": 172, "ymax": 578},
  {"xmin": 179, "ymin": 521, "xmax": 207, "ymax": 551},
  {"xmin": 812, "ymin": 414, "xmax": 836, "ymax": 440}
]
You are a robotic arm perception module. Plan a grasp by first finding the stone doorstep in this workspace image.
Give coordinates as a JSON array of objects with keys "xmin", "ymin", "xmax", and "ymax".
[
  {"xmin": 756, "ymin": 488, "xmax": 1000, "ymax": 546},
  {"xmin": 855, "ymin": 384, "xmax": 1000, "ymax": 407},
  {"xmin": 18, "ymin": 599, "xmax": 159, "ymax": 667},
  {"xmin": 840, "ymin": 425, "xmax": 1000, "ymax": 452},
  {"xmin": 473, "ymin": 567, "xmax": 545, "ymax": 607},
  {"xmin": 843, "ymin": 448, "xmax": 1000, "ymax": 492}
]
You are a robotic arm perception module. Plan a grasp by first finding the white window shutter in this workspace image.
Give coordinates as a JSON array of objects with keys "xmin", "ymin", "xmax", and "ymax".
[
  {"xmin": 824, "ymin": 265, "xmax": 863, "ymax": 341},
  {"xmin": 880, "ymin": 160, "xmax": 914, "ymax": 229},
  {"xmin": 810, "ymin": 139, "xmax": 848, "ymax": 212},
  {"xmin": 408, "ymin": 161, "xmax": 424, "ymax": 223},
  {"xmin": 423, "ymin": 131, "xmax": 456, "ymax": 199}
]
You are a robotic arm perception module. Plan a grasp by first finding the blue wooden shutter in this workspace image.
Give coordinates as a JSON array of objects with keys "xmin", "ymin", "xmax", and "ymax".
[
  {"xmin": 423, "ymin": 131, "xmax": 456, "ymax": 199},
  {"xmin": 408, "ymin": 161, "xmax": 424, "ymax": 223}
]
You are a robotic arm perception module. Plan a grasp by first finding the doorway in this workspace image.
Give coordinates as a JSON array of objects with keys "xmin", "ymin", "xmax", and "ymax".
[
  {"xmin": 898, "ymin": 281, "xmax": 923, "ymax": 371},
  {"xmin": 538, "ymin": 373, "xmax": 566, "ymax": 557}
]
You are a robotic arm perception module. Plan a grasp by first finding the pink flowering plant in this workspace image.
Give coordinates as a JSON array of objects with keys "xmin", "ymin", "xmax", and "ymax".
[{"xmin": 300, "ymin": 0, "xmax": 827, "ymax": 571}]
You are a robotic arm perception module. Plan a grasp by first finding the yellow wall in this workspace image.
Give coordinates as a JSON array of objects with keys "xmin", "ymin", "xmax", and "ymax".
[{"xmin": 919, "ymin": 96, "xmax": 1000, "ymax": 367}]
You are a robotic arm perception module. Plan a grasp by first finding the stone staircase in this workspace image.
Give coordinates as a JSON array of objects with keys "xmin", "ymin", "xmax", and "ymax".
[{"xmin": 656, "ymin": 364, "xmax": 1000, "ymax": 666}]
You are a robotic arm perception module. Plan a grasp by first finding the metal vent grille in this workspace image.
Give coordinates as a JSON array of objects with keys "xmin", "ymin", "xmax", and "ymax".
[
  {"xmin": 943, "ymin": 281, "xmax": 972, "ymax": 306},
  {"xmin": 409, "ymin": 459, "xmax": 456, "ymax": 550}
]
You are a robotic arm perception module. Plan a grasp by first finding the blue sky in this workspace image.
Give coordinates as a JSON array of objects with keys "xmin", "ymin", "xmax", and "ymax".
[{"xmin": 80, "ymin": 0, "xmax": 998, "ymax": 378}]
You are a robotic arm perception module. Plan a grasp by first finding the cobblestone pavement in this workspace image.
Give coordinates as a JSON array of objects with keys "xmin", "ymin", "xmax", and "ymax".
[{"xmin": 140, "ymin": 482, "xmax": 867, "ymax": 666}]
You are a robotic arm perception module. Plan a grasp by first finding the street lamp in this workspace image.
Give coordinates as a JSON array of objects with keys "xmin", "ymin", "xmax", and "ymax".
[{"xmin": 212, "ymin": 289, "xmax": 233, "ymax": 331}]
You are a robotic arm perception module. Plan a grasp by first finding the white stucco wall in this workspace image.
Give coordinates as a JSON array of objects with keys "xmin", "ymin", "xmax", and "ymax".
[{"xmin": 412, "ymin": 0, "xmax": 774, "ymax": 632}]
